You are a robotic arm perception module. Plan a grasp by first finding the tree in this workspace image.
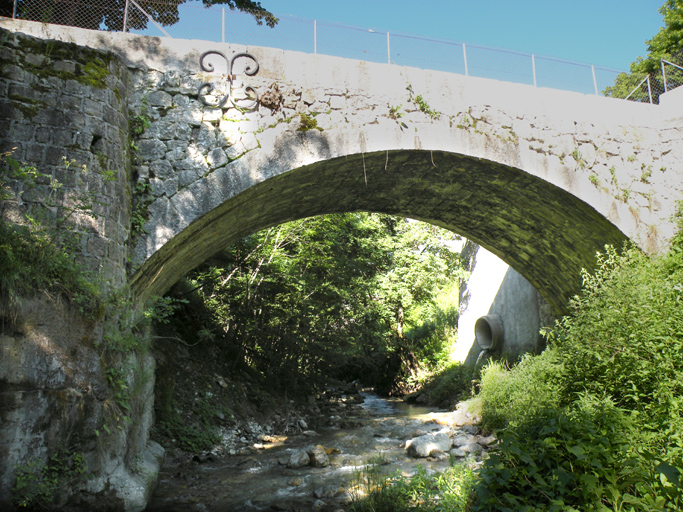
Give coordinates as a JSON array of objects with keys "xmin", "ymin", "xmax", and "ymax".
[
  {"xmin": 604, "ymin": 0, "xmax": 683, "ymax": 101},
  {"xmin": 3, "ymin": 0, "xmax": 276, "ymax": 32},
  {"xmin": 171, "ymin": 213, "xmax": 466, "ymax": 395}
]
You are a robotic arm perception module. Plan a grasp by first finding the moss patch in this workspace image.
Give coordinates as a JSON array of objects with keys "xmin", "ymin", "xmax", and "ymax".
[
  {"xmin": 3, "ymin": 28, "xmax": 118, "ymax": 90},
  {"xmin": 8, "ymin": 93, "xmax": 48, "ymax": 119}
]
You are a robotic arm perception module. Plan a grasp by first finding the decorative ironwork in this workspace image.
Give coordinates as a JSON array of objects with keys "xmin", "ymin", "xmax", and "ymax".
[{"xmin": 198, "ymin": 51, "xmax": 260, "ymax": 110}]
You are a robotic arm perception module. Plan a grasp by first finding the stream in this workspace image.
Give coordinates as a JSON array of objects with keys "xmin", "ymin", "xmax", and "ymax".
[{"xmin": 145, "ymin": 392, "xmax": 482, "ymax": 512}]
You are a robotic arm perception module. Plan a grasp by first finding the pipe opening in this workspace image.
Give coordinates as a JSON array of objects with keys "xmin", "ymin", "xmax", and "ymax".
[{"xmin": 474, "ymin": 314, "xmax": 504, "ymax": 351}]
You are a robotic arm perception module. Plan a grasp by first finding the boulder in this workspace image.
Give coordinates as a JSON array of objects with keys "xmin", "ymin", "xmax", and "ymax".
[
  {"xmin": 406, "ymin": 432, "xmax": 451, "ymax": 458},
  {"xmin": 451, "ymin": 435, "xmax": 471, "ymax": 447},
  {"xmin": 429, "ymin": 449, "xmax": 449, "ymax": 461},
  {"xmin": 450, "ymin": 447, "xmax": 467, "ymax": 458},
  {"xmin": 478, "ymin": 435, "xmax": 497, "ymax": 446},
  {"xmin": 461, "ymin": 443, "xmax": 483, "ymax": 454},
  {"xmin": 286, "ymin": 449, "xmax": 310, "ymax": 469},
  {"xmin": 307, "ymin": 445, "xmax": 330, "ymax": 468}
]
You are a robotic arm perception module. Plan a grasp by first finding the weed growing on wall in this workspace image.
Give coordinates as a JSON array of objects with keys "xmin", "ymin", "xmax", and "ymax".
[
  {"xmin": 406, "ymin": 84, "xmax": 441, "ymax": 120},
  {"xmin": 0, "ymin": 152, "xmax": 106, "ymax": 316},
  {"xmin": 12, "ymin": 451, "xmax": 87, "ymax": 509}
]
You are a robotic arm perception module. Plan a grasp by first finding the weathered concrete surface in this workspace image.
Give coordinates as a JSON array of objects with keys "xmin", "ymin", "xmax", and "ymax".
[
  {"xmin": 456, "ymin": 245, "xmax": 554, "ymax": 364},
  {"xmin": 2, "ymin": 18, "xmax": 683, "ymax": 314}
]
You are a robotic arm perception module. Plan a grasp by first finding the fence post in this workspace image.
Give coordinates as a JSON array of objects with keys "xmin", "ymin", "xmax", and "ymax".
[
  {"xmin": 387, "ymin": 32, "xmax": 390, "ymax": 64},
  {"xmin": 591, "ymin": 65, "xmax": 598, "ymax": 95},
  {"xmin": 314, "ymin": 20, "xmax": 317, "ymax": 54},
  {"xmin": 12, "ymin": 0, "xmax": 17, "ymax": 18},
  {"xmin": 647, "ymin": 75, "xmax": 653, "ymax": 104},
  {"xmin": 123, "ymin": 0, "xmax": 130, "ymax": 32},
  {"xmin": 463, "ymin": 43, "xmax": 468, "ymax": 76},
  {"xmin": 532, "ymin": 54, "xmax": 537, "ymax": 87},
  {"xmin": 662, "ymin": 59, "xmax": 668, "ymax": 93}
]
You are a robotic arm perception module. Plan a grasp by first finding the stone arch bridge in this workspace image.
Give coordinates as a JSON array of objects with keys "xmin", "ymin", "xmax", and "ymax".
[{"xmin": 3, "ymin": 19, "xmax": 683, "ymax": 315}]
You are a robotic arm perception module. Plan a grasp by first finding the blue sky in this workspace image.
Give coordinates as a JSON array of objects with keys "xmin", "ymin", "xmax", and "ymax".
[
  {"xmin": 133, "ymin": 0, "xmax": 666, "ymax": 87},
  {"xmin": 260, "ymin": 0, "xmax": 664, "ymax": 71}
]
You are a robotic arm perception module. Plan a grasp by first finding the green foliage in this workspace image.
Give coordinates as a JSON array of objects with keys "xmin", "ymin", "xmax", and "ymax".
[
  {"xmin": 11, "ymin": 0, "xmax": 277, "ymax": 30},
  {"xmin": 350, "ymin": 462, "xmax": 475, "ymax": 511},
  {"xmin": 406, "ymin": 84, "xmax": 441, "ymax": 120},
  {"xmin": 416, "ymin": 361, "xmax": 474, "ymax": 407},
  {"xmin": 131, "ymin": 181, "xmax": 152, "ymax": 236},
  {"xmin": 13, "ymin": 451, "xmax": 87, "ymax": 509},
  {"xmin": 171, "ymin": 213, "xmax": 465, "ymax": 396},
  {"xmin": 106, "ymin": 367, "xmax": 131, "ymax": 414},
  {"xmin": 297, "ymin": 112, "xmax": 323, "ymax": 132},
  {"xmin": 414, "ymin": 95, "xmax": 440, "ymax": 120},
  {"xmin": 0, "ymin": 152, "xmax": 103, "ymax": 315},
  {"xmin": 475, "ymin": 394, "xmax": 637, "ymax": 512},
  {"xmin": 389, "ymin": 104, "xmax": 404, "ymax": 119},
  {"xmin": 153, "ymin": 389, "xmax": 224, "ymax": 452},
  {"xmin": 129, "ymin": 106, "xmax": 151, "ymax": 138},
  {"xmin": 478, "ymin": 351, "xmax": 563, "ymax": 430},
  {"xmin": 471, "ymin": 213, "xmax": 683, "ymax": 510},
  {"xmin": 604, "ymin": 1, "xmax": 683, "ymax": 101},
  {"xmin": 552, "ymin": 243, "xmax": 683, "ymax": 466},
  {"xmin": 154, "ymin": 421, "xmax": 222, "ymax": 453}
]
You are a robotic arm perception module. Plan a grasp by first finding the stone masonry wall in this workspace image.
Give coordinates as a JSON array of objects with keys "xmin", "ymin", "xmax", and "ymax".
[
  {"xmin": 0, "ymin": 29, "xmax": 163, "ymax": 512},
  {"xmin": 0, "ymin": 27, "xmax": 131, "ymax": 289},
  {"xmin": 1, "ymin": 20, "xmax": 682, "ymax": 311}
]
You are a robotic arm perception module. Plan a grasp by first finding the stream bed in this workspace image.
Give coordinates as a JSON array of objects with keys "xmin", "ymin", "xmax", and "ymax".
[{"xmin": 145, "ymin": 392, "xmax": 482, "ymax": 512}]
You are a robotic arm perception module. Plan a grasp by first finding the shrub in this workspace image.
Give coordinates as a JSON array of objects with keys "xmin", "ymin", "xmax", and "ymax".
[
  {"xmin": 417, "ymin": 361, "xmax": 473, "ymax": 406},
  {"xmin": 475, "ymin": 394, "xmax": 637, "ymax": 512},
  {"xmin": 477, "ymin": 349, "xmax": 563, "ymax": 430},
  {"xmin": 350, "ymin": 462, "xmax": 475, "ymax": 512},
  {"xmin": 13, "ymin": 451, "xmax": 87, "ymax": 509},
  {"xmin": 552, "ymin": 245, "xmax": 683, "ymax": 467}
]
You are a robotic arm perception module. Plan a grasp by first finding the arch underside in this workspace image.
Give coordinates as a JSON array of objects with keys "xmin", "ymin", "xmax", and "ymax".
[{"xmin": 131, "ymin": 150, "xmax": 628, "ymax": 315}]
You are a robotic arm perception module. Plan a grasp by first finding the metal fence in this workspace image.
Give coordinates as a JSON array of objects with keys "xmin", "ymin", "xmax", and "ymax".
[{"xmin": 8, "ymin": 0, "xmax": 681, "ymax": 102}]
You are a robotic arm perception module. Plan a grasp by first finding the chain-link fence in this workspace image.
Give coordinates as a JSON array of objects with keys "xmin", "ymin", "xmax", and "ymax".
[
  {"xmin": 605, "ymin": 50, "xmax": 683, "ymax": 104},
  {"xmin": 8, "ymin": 0, "xmax": 682, "ymax": 102}
]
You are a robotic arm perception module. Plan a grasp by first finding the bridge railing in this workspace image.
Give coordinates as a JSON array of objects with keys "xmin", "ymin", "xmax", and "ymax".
[{"xmin": 8, "ymin": 0, "xmax": 678, "ymax": 102}]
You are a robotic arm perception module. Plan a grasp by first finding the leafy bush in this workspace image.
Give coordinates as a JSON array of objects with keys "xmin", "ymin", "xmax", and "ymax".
[
  {"xmin": 478, "ymin": 350, "xmax": 563, "ymax": 430},
  {"xmin": 551, "ymin": 243, "xmax": 683, "ymax": 473},
  {"xmin": 471, "ymin": 217, "xmax": 683, "ymax": 510},
  {"xmin": 416, "ymin": 361, "xmax": 473, "ymax": 407},
  {"xmin": 13, "ymin": 451, "xmax": 87, "ymax": 509},
  {"xmin": 475, "ymin": 394, "xmax": 637, "ymax": 511}
]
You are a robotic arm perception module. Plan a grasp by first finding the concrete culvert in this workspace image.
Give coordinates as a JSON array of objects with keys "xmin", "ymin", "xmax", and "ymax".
[{"xmin": 474, "ymin": 315, "xmax": 504, "ymax": 351}]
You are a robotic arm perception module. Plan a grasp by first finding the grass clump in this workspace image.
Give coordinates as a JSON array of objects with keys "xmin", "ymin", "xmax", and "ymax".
[
  {"xmin": 350, "ymin": 462, "xmax": 476, "ymax": 512},
  {"xmin": 477, "ymin": 350, "xmax": 563, "ymax": 429}
]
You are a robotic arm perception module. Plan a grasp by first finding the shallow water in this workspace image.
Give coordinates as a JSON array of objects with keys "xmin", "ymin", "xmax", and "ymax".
[{"xmin": 145, "ymin": 392, "xmax": 466, "ymax": 512}]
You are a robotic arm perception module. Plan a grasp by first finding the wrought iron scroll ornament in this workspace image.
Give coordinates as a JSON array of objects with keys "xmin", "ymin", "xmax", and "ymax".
[{"xmin": 198, "ymin": 51, "xmax": 260, "ymax": 110}]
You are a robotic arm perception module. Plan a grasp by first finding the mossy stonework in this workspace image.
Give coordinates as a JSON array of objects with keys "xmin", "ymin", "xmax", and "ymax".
[
  {"xmin": 1, "ymin": 17, "xmax": 683, "ymax": 511},
  {"xmin": 0, "ymin": 27, "xmax": 131, "ymax": 290},
  {"xmin": 3, "ymin": 19, "xmax": 682, "ymax": 315}
]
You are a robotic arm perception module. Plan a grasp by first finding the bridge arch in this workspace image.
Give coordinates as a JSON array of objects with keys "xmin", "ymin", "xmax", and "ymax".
[
  {"xmin": 130, "ymin": 144, "xmax": 627, "ymax": 315},
  {"xmin": 113, "ymin": 39, "xmax": 681, "ymax": 315}
]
